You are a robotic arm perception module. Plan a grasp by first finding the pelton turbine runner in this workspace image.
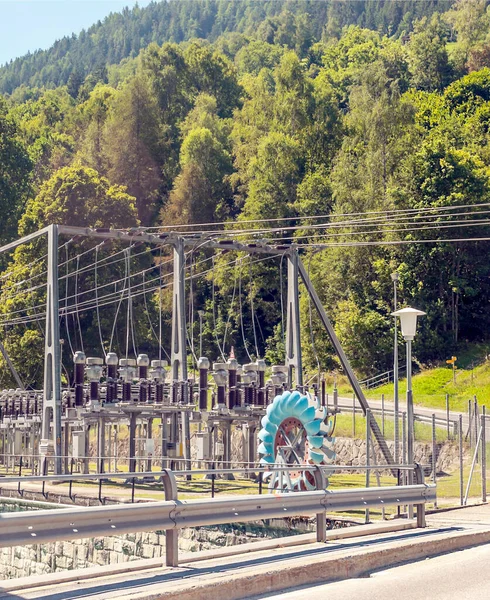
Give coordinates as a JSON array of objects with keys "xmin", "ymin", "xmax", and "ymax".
[{"xmin": 258, "ymin": 390, "xmax": 336, "ymax": 492}]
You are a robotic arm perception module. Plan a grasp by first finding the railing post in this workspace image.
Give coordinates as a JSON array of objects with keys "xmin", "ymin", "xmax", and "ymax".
[
  {"xmin": 162, "ymin": 469, "xmax": 179, "ymax": 567},
  {"xmin": 446, "ymin": 394, "xmax": 450, "ymax": 440},
  {"xmin": 481, "ymin": 409, "xmax": 486, "ymax": 503},
  {"xmin": 431, "ymin": 413, "xmax": 437, "ymax": 509},
  {"xmin": 365, "ymin": 410, "xmax": 370, "ymax": 524},
  {"xmin": 313, "ymin": 466, "xmax": 327, "ymax": 543},
  {"xmin": 459, "ymin": 413, "xmax": 464, "ymax": 506},
  {"xmin": 413, "ymin": 463, "xmax": 426, "ymax": 528}
]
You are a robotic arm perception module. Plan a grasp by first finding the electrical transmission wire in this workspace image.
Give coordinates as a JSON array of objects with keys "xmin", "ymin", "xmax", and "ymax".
[
  {"xmin": 109, "ymin": 247, "xmax": 129, "ymax": 354},
  {"xmin": 238, "ymin": 259, "xmax": 252, "ymax": 362},
  {"xmin": 211, "ymin": 254, "xmax": 226, "ymax": 362},
  {"xmin": 94, "ymin": 244, "xmax": 107, "ymax": 357},
  {"xmin": 249, "ymin": 256, "xmax": 259, "ymax": 359},
  {"xmin": 74, "ymin": 255, "xmax": 84, "ymax": 353},
  {"xmin": 64, "ymin": 244, "xmax": 75, "ymax": 358},
  {"xmin": 144, "ymin": 201, "xmax": 490, "ymax": 235}
]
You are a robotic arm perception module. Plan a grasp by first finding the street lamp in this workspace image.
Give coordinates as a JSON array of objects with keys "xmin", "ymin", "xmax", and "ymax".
[
  {"xmin": 391, "ymin": 272, "xmax": 399, "ymax": 464},
  {"xmin": 392, "ymin": 307, "xmax": 425, "ymax": 514}
]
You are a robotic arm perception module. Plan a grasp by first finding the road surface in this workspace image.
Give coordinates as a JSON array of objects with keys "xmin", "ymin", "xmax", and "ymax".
[{"xmin": 254, "ymin": 543, "xmax": 490, "ymax": 599}]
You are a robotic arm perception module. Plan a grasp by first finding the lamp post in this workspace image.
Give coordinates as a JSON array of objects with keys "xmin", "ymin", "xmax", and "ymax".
[
  {"xmin": 391, "ymin": 272, "xmax": 399, "ymax": 464},
  {"xmin": 392, "ymin": 307, "xmax": 425, "ymax": 515}
]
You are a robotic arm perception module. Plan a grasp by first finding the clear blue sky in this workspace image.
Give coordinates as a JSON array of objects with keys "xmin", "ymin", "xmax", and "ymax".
[{"xmin": 0, "ymin": 0, "xmax": 154, "ymax": 66}]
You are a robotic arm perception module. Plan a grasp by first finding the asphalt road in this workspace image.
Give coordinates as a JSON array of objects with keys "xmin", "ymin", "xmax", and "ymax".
[{"xmin": 255, "ymin": 543, "xmax": 490, "ymax": 600}]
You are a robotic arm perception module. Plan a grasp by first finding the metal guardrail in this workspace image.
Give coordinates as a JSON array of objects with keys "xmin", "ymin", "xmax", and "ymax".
[{"xmin": 0, "ymin": 465, "xmax": 435, "ymax": 567}]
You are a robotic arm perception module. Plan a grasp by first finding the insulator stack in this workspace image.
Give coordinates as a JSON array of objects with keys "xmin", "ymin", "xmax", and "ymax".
[
  {"xmin": 86, "ymin": 357, "xmax": 103, "ymax": 403},
  {"xmin": 271, "ymin": 365, "xmax": 288, "ymax": 398},
  {"xmin": 227, "ymin": 358, "xmax": 238, "ymax": 410},
  {"xmin": 150, "ymin": 360, "xmax": 167, "ymax": 404},
  {"xmin": 256, "ymin": 359, "xmax": 266, "ymax": 407},
  {"xmin": 137, "ymin": 354, "xmax": 150, "ymax": 403},
  {"xmin": 236, "ymin": 365, "xmax": 243, "ymax": 406},
  {"xmin": 198, "ymin": 357, "xmax": 209, "ymax": 410},
  {"xmin": 213, "ymin": 363, "xmax": 227, "ymax": 407},
  {"xmin": 119, "ymin": 358, "xmax": 136, "ymax": 402},
  {"xmin": 242, "ymin": 363, "xmax": 258, "ymax": 405},
  {"xmin": 73, "ymin": 351, "xmax": 86, "ymax": 407},
  {"xmin": 105, "ymin": 352, "xmax": 118, "ymax": 403}
]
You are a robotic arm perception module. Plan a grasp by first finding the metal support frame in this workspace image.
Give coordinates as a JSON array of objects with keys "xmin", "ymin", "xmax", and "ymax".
[
  {"xmin": 171, "ymin": 237, "xmax": 187, "ymax": 389},
  {"xmin": 41, "ymin": 224, "xmax": 62, "ymax": 475},
  {"xmin": 285, "ymin": 249, "xmax": 303, "ymax": 389},
  {"xmin": 0, "ymin": 225, "xmax": 399, "ymax": 479},
  {"xmin": 0, "ymin": 340, "xmax": 24, "ymax": 390},
  {"xmin": 298, "ymin": 257, "xmax": 394, "ymax": 467}
]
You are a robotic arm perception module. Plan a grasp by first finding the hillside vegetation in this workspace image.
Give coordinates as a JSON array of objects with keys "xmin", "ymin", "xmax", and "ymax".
[
  {"xmin": 3, "ymin": 0, "xmax": 490, "ymax": 388},
  {"xmin": 370, "ymin": 360, "xmax": 490, "ymax": 412},
  {"xmin": 0, "ymin": 0, "xmax": 452, "ymax": 93}
]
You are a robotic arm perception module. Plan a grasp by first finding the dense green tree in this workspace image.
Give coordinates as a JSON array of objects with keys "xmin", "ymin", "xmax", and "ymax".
[
  {"xmin": 19, "ymin": 165, "xmax": 138, "ymax": 233},
  {"xmin": 408, "ymin": 14, "xmax": 452, "ymax": 91},
  {"xmin": 103, "ymin": 73, "xmax": 164, "ymax": 225},
  {"xmin": 75, "ymin": 84, "xmax": 116, "ymax": 171},
  {"xmin": 163, "ymin": 126, "xmax": 232, "ymax": 225},
  {"xmin": 445, "ymin": 0, "xmax": 490, "ymax": 66},
  {"xmin": 0, "ymin": 97, "xmax": 32, "ymax": 244}
]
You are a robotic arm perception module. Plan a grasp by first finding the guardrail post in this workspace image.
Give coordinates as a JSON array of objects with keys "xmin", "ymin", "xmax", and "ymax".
[
  {"xmin": 162, "ymin": 469, "xmax": 179, "ymax": 567},
  {"xmin": 413, "ymin": 463, "xmax": 426, "ymax": 528},
  {"xmin": 313, "ymin": 466, "xmax": 327, "ymax": 542},
  {"xmin": 482, "ymin": 408, "xmax": 486, "ymax": 503}
]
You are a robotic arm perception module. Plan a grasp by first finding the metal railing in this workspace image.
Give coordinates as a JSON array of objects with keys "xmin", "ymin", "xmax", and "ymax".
[
  {"xmin": 0, "ymin": 463, "xmax": 435, "ymax": 567},
  {"xmin": 359, "ymin": 366, "xmax": 407, "ymax": 389}
]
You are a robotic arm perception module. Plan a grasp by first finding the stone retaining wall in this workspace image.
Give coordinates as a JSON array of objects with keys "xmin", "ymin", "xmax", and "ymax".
[{"xmin": 0, "ymin": 499, "xmax": 319, "ymax": 580}]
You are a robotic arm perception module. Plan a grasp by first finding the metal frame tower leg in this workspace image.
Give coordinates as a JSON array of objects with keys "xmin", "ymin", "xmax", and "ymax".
[
  {"xmin": 285, "ymin": 249, "xmax": 302, "ymax": 389},
  {"xmin": 41, "ymin": 225, "xmax": 62, "ymax": 474},
  {"xmin": 298, "ymin": 257, "xmax": 394, "ymax": 467},
  {"xmin": 171, "ymin": 237, "xmax": 187, "ymax": 386}
]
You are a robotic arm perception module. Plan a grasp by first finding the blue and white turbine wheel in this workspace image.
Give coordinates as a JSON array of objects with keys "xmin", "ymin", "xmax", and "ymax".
[{"xmin": 258, "ymin": 390, "xmax": 335, "ymax": 492}]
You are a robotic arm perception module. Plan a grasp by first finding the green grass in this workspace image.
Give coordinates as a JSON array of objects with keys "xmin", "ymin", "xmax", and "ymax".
[
  {"xmin": 332, "ymin": 413, "xmax": 447, "ymax": 443},
  {"xmin": 368, "ymin": 361, "xmax": 490, "ymax": 413}
]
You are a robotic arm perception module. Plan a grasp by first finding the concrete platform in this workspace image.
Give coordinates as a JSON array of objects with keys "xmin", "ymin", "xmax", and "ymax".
[{"xmin": 1, "ymin": 507, "xmax": 490, "ymax": 600}]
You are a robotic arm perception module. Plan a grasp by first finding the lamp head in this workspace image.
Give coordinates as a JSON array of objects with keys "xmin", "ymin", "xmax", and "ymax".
[{"xmin": 392, "ymin": 307, "xmax": 426, "ymax": 340}]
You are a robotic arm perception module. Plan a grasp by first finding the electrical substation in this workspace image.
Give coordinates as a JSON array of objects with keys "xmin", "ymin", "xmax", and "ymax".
[{"xmin": 0, "ymin": 224, "xmax": 394, "ymax": 487}]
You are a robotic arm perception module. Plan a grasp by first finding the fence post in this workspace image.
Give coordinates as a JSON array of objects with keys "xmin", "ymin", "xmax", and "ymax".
[
  {"xmin": 402, "ymin": 411, "xmax": 407, "ymax": 467},
  {"xmin": 432, "ymin": 413, "xmax": 437, "ymax": 509},
  {"xmin": 381, "ymin": 394, "xmax": 385, "ymax": 436},
  {"xmin": 459, "ymin": 414, "xmax": 464, "ymax": 506},
  {"xmin": 313, "ymin": 466, "xmax": 327, "ymax": 543},
  {"xmin": 162, "ymin": 469, "xmax": 179, "ymax": 567},
  {"xmin": 468, "ymin": 399, "xmax": 473, "ymax": 447},
  {"xmin": 482, "ymin": 407, "xmax": 486, "ymax": 504},
  {"xmin": 414, "ymin": 463, "xmax": 426, "ymax": 528},
  {"xmin": 446, "ymin": 394, "xmax": 450, "ymax": 440},
  {"xmin": 352, "ymin": 393, "xmax": 356, "ymax": 437},
  {"xmin": 365, "ymin": 410, "xmax": 371, "ymax": 524},
  {"xmin": 475, "ymin": 397, "xmax": 479, "ymax": 463}
]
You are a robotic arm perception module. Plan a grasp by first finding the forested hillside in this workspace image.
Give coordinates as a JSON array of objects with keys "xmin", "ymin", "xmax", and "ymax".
[
  {"xmin": 0, "ymin": 0, "xmax": 452, "ymax": 94},
  {"xmin": 2, "ymin": 0, "xmax": 490, "ymax": 387}
]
